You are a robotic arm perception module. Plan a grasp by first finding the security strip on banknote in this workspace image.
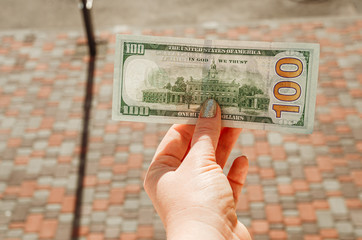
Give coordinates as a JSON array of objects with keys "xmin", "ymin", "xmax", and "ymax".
[{"xmin": 112, "ymin": 35, "xmax": 319, "ymax": 134}]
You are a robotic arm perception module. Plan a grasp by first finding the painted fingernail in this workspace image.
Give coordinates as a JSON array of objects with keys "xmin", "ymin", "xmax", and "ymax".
[{"xmin": 200, "ymin": 99, "xmax": 217, "ymax": 118}]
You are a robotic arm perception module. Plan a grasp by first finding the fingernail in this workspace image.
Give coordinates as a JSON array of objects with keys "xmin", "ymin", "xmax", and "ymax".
[{"xmin": 200, "ymin": 99, "xmax": 217, "ymax": 118}]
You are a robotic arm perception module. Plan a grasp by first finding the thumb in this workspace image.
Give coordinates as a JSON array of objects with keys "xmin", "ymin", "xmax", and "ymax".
[{"xmin": 189, "ymin": 99, "xmax": 221, "ymax": 158}]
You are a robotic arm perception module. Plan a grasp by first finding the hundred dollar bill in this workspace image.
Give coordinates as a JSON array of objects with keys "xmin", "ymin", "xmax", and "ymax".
[{"xmin": 112, "ymin": 35, "xmax": 319, "ymax": 134}]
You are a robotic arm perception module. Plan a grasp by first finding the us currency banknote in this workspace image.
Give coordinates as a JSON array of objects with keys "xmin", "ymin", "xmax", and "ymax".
[{"xmin": 112, "ymin": 35, "xmax": 319, "ymax": 134}]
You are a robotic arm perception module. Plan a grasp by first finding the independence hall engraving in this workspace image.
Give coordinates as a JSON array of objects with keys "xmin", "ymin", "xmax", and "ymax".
[{"xmin": 142, "ymin": 61, "xmax": 269, "ymax": 110}]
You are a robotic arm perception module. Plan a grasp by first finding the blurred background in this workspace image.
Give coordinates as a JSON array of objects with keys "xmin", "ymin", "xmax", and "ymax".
[{"xmin": 0, "ymin": 0, "xmax": 361, "ymax": 240}]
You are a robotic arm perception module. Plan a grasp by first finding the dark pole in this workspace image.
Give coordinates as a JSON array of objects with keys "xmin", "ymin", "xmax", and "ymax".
[
  {"xmin": 72, "ymin": 0, "xmax": 97, "ymax": 239},
  {"xmin": 79, "ymin": 0, "xmax": 96, "ymax": 56}
]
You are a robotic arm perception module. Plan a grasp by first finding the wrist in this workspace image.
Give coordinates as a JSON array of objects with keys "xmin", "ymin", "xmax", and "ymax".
[
  {"xmin": 167, "ymin": 220, "xmax": 228, "ymax": 240},
  {"xmin": 165, "ymin": 207, "xmax": 237, "ymax": 240}
]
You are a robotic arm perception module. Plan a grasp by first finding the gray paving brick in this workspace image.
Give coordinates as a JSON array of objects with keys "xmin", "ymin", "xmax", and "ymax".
[
  {"xmin": 0, "ymin": 182, "xmax": 5, "ymax": 193},
  {"xmin": 94, "ymin": 191, "xmax": 110, "ymax": 199},
  {"xmin": 107, "ymin": 206, "xmax": 124, "ymax": 216},
  {"xmin": 104, "ymin": 226, "xmax": 121, "ymax": 238},
  {"xmin": 8, "ymin": 170, "xmax": 26, "ymax": 185},
  {"xmin": 351, "ymin": 210, "xmax": 362, "ymax": 227},
  {"xmin": 264, "ymin": 187, "xmax": 279, "ymax": 203},
  {"xmin": 299, "ymin": 145, "xmax": 316, "ymax": 162},
  {"xmin": 55, "ymin": 224, "xmax": 72, "ymax": 240},
  {"xmin": 273, "ymin": 161, "xmax": 289, "ymax": 175},
  {"xmin": 257, "ymin": 155, "xmax": 272, "ymax": 168},
  {"xmin": 129, "ymin": 143, "xmax": 144, "ymax": 153},
  {"xmin": 80, "ymin": 216, "xmax": 90, "ymax": 226},
  {"xmin": 89, "ymin": 223, "xmax": 105, "ymax": 232},
  {"xmin": 138, "ymin": 208, "xmax": 154, "ymax": 225},
  {"xmin": 336, "ymin": 221, "xmax": 354, "ymax": 235},
  {"xmin": 290, "ymin": 166, "xmax": 305, "ymax": 179},
  {"xmin": 11, "ymin": 202, "xmax": 30, "ymax": 222},
  {"xmin": 250, "ymin": 202, "xmax": 265, "ymax": 219},
  {"xmin": 280, "ymin": 196, "xmax": 296, "ymax": 210},
  {"xmin": 295, "ymin": 192, "xmax": 311, "ymax": 202},
  {"xmin": 341, "ymin": 182, "xmax": 359, "ymax": 198},
  {"xmin": 286, "ymin": 226, "xmax": 303, "ymax": 235},
  {"xmin": 106, "ymin": 216, "xmax": 123, "ymax": 226},
  {"xmin": 328, "ymin": 197, "xmax": 349, "ymax": 218},
  {"xmin": 335, "ymin": 166, "xmax": 350, "ymax": 176},
  {"xmin": 267, "ymin": 132, "xmax": 283, "ymax": 146},
  {"xmin": 6, "ymin": 229, "xmax": 23, "ymax": 238},
  {"xmin": 276, "ymin": 176, "xmax": 291, "ymax": 184},
  {"xmin": 82, "ymin": 188, "xmax": 95, "ymax": 203},
  {"xmin": 0, "ymin": 161, "xmax": 14, "ymax": 180},
  {"xmin": 122, "ymin": 219, "xmax": 138, "ymax": 232},
  {"xmin": 26, "ymin": 158, "xmax": 43, "ymax": 175},
  {"xmin": 140, "ymin": 191, "xmax": 153, "ymax": 207},
  {"xmin": 23, "ymin": 233, "xmax": 38, "ymax": 240},
  {"xmin": 59, "ymin": 141, "xmax": 76, "ymax": 156},
  {"xmin": 316, "ymin": 210, "xmax": 334, "ymax": 228},
  {"xmin": 310, "ymin": 184, "xmax": 326, "ymax": 199},
  {"xmin": 81, "ymin": 204, "xmax": 92, "ymax": 216},
  {"xmin": 355, "ymin": 227, "xmax": 362, "ymax": 237},
  {"xmin": 323, "ymin": 179, "xmax": 341, "ymax": 191},
  {"xmin": 270, "ymin": 223, "xmax": 284, "ymax": 230},
  {"xmin": 32, "ymin": 190, "xmax": 49, "ymax": 206},
  {"xmin": 287, "ymin": 156, "xmax": 302, "ymax": 165},
  {"xmin": 91, "ymin": 211, "xmax": 107, "ymax": 223},
  {"xmin": 302, "ymin": 223, "xmax": 319, "ymax": 234},
  {"xmin": 246, "ymin": 174, "xmax": 260, "ymax": 184}
]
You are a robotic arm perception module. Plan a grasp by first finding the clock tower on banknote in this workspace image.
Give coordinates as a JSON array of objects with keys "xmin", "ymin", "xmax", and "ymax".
[{"xmin": 207, "ymin": 59, "xmax": 219, "ymax": 82}]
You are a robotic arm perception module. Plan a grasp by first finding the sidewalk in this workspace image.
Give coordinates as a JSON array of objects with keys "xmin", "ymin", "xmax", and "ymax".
[{"xmin": 0, "ymin": 16, "xmax": 362, "ymax": 240}]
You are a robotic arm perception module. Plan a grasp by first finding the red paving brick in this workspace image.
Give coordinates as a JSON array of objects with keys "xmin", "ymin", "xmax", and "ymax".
[
  {"xmin": 298, "ymin": 203, "xmax": 316, "ymax": 222},
  {"xmin": 247, "ymin": 185, "xmax": 264, "ymax": 202},
  {"xmin": 284, "ymin": 216, "xmax": 301, "ymax": 226},
  {"xmin": 87, "ymin": 233, "xmax": 104, "ymax": 240},
  {"xmin": 269, "ymin": 230, "xmax": 287, "ymax": 239},
  {"xmin": 25, "ymin": 214, "xmax": 43, "ymax": 232},
  {"xmin": 351, "ymin": 170, "xmax": 362, "ymax": 186},
  {"xmin": 251, "ymin": 220, "xmax": 269, "ymax": 234},
  {"xmin": 345, "ymin": 198, "xmax": 362, "ymax": 209},
  {"xmin": 120, "ymin": 233, "xmax": 137, "ymax": 240},
  {"xmin": 39, "ymin": 219, "xmax": 58, "ymax": 239},
  {"xmin": 19, "ymin": 181, "xmax": 37, "ymax": 197},
  {"xmin": 83, "ymin": 176, "xmax": 97, "ymax": 187},
  {"xmin": 259, "ymin": 168, "xmax": 275, "ymax": 179},
  {"xmin": 48, "ymin": 187, "xmax": 65, "ymax": 203},
  {"xmin": 128, "ymin": 154, "xmax": 143, "ymax": 168},
  {"xmin": 109, "ymin": 188, "xmax": 125, "ymax": 205},
  {"xmin": 304, "ymin": 235, "xmax": 322, "ymax": 240},
  {"xmin": 62, "ymin": 196, "xmax": 75, "ymax": 213},
  {"xmin": 137, "ymin": 225, "xmax": 154, "ymax": 238},
  {"xmin": 320, "ymin": 229, "xmax": 339, "ymax": 239},
  {"xmin": 304, "ymin": 167, "xmax": 322, "ymax": 183},
  {"xmin": 312, "ymin": 200, "xmax": 330, "ymax": 210},
  {"xmin": 266, "ymin": 204, "xmax": 283, "ymax": 223},
  {"xmin": 236, "ymin": 195, "xmax": 249, "ymax": 211},
  {"xmin": 278, "ymin": 184, "xmax": 295, "ymax": 196},
  {"xmin": 292, "ymin": 180, "xmax": 309, "ymax": 192}
]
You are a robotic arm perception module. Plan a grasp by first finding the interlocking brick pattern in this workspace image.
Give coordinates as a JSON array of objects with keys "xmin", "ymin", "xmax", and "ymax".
[{"xmin": 1, "ymin": 16, "xmax": 362, "ymax": 240}]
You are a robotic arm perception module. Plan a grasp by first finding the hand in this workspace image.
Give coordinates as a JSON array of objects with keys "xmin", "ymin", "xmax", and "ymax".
[{"xmin": 144, "ymin": 99, "xmax": 251, "ymax": 240}]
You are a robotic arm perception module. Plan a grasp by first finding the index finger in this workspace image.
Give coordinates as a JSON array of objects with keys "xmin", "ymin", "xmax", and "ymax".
[{"xmin": 151, "ymin": 124, "xmax": 195, "ymax": 167}]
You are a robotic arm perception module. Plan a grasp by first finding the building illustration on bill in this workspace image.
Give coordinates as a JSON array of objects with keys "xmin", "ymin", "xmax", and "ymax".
[{"xmin": 142, "ymin": 60, "xmax": 270, "ymax": 111}]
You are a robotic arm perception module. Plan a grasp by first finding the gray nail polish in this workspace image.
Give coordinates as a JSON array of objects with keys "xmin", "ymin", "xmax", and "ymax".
[{"xmin": 200, "ymin": 99, "xmax": 217, "ymax": 118}]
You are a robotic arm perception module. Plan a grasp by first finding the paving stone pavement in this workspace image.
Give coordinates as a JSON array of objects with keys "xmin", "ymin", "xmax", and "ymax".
[{"xmin": 0, "ymin": 16, "xmax": 362, "ymax": 240}]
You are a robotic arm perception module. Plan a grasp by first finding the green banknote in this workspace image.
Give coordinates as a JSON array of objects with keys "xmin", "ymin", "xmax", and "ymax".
[{"xmin": 112, "ymin": 35, "xmax": 319, "ymax": 134}]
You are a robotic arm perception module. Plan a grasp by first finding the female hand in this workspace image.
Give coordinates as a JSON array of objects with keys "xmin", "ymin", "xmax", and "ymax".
[{"xmin": 144, "ymin": 99, "xmax": 251, "ymax": 240}]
